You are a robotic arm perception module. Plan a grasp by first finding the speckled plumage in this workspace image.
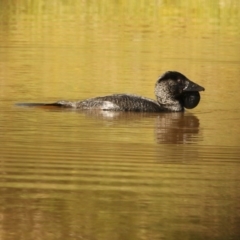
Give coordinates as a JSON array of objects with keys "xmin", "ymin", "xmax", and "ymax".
[
  {"xmin": 56, "ymin": 94, "xmax": 162, "ymax": 112},
  {"xmin": 17, "ymin": 71, "xmax": 205, "ymax": 112}
]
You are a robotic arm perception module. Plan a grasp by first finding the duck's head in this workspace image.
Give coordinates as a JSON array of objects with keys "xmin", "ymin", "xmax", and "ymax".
[{"xmin": 155, "ymin": 71, "xmax": 205, "ymax": 111}]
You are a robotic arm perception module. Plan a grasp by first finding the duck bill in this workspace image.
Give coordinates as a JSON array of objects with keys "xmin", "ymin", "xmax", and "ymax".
[{"xmin": 183, "ymin": 79, "xmax": 205, "ymax": 92}]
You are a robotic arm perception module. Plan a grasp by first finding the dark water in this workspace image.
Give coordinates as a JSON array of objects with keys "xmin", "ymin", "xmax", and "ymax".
[{"xmin": 1, "ymin": 1, "xmax": 240, "ymax": 240}]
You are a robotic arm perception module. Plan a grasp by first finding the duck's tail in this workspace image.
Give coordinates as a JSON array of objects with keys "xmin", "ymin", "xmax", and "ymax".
[{"xmin": 16, "ymin": 102, "xmax": 63, "ymax": 108}]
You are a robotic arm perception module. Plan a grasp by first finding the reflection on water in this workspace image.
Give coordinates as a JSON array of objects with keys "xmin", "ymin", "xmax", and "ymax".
[
  {"xmin": 1, "ymin": 107, "xmax": 240, "ymax": 240},
  {"xmin": 76, "ymin": 110, "xmax": 201, "ymax": 145},
  {"xmin": 1, "ymin": 0, "xmax": 240, "ymax": 240},
  {"xmin": 155, "ymin": 113, "xmax": 200, "ymax": 144}
]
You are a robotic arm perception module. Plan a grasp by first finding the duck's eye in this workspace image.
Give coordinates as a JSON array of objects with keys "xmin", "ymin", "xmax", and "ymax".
[{"xmin": 177, "ymin": 79, "xmax": 182, "ymax": 83}]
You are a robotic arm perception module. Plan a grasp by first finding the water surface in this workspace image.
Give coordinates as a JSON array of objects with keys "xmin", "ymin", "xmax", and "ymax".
[{"xmin": 1, "ymin": 1, "xmax": 240, "ymax": 240}]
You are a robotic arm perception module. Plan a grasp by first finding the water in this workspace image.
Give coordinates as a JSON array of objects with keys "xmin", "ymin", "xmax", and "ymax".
[{"xmin": 1, "ymin": 1, "xmax": 240, "ymax": 240}]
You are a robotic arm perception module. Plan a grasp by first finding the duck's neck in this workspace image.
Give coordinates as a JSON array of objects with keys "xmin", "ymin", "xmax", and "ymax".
[
  {"xmin": 154, "ymin": 84, "xmax": 183, "ymax": 111},
  {"xmin": 156, "ymin": 95, "xmax": 183, "ymax": 112}
]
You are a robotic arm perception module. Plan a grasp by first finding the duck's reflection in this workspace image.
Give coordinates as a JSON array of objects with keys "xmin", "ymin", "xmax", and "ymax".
[
  {"xmin": 36, "ymin": 105, "xmax": 200, "ymax": 144},
  {"xmin": 81, "ymin": 110, "xmax": 200, "ymax": 144},
  {"xmin": 154, "ymin": 112, "xmax": 200, "ymax": 144}
]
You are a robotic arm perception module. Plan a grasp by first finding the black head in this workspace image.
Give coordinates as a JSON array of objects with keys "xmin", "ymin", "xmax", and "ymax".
[
  {"xmin": 157, "ymin": 71, "xmax": 205, "ymax": 94},
  {"xmin": 155, "ymin": 71, "xmax": 205, "ymax": 110},
  {"xmin": 158, "ymin": 71, "xmax": 188, "ymax": 82}
]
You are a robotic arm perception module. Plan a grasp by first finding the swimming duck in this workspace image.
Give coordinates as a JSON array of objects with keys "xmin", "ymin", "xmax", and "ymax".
[{"xmin": 18, "ymin": 71, "xmax": 205, "ymax": 112}]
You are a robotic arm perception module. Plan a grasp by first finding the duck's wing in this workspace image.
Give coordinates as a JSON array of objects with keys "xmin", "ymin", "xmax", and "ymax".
[{"xmin": 74, "ymin": 94, "xmax": 163, "ymax": 112}]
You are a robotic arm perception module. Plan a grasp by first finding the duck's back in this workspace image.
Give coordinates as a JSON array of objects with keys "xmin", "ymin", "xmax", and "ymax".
[{"xmin": 58, "ymin": 94, "xmax": 163, "ymax": 112}]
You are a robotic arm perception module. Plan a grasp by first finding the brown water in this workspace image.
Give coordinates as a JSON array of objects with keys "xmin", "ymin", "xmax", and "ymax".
[{"xmin": 1, "ymin": 1, "xmax": 240, "ymax": 240}]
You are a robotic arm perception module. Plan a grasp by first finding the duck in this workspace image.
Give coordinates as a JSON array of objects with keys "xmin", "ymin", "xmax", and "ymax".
[{"xmin": 18, "ymin": 71, "xmax": 205, "ymax": 112}]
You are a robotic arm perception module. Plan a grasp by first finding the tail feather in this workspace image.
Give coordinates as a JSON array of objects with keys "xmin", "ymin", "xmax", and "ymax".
[{"xmin": 16, "ymin": 102, "xmax": 63, "ymax": 107}]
